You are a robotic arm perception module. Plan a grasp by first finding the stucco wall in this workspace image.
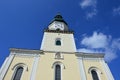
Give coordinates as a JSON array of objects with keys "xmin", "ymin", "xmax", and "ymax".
[
  {"xmin": 36, "ymin": 52, "xmax": 81, "ymax": 80},
  {"xmin": 4, "ymin": 55, "xmax": 34, "ymax": 80},
  {"xmin": 40, "ymin": 32, "xmax": 76, "ymax": 52},
  {"xmin": 82, "ymin": 58, "xmax": 108, "ymax": 80}
]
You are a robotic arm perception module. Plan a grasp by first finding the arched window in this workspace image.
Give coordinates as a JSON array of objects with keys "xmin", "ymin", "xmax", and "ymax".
[
  {"xmin": 55, "ymin": 38, "xmax": 61, "ymax": 46},
  {"xmin": 91, "ymin": 70, "xmax": 99, "ymax": 80},
  {"xmin": 55, "ymin": 65, "xmax": 61, "ymax": 80},
  {"xmin": 13, "ymin": 67, "xmax": 23, "ymax": 80}
]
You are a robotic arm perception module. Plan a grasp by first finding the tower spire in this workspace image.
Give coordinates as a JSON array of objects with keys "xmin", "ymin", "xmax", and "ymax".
[{"xmin": 50, "ymin": 13, "xmax": 68, "ymax": 25}]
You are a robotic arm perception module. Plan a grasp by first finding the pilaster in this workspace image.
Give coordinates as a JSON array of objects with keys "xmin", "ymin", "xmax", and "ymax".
[
  {"xmin": 0, "ymin": 54, "xmax": 14, "ymax": 80},
  {"xmin": 77, "ymin": 57, "xmax": 86, "ymax": 80},
  {"xmin": 100, "ymin": 59, "xmax": 114, "ymax": 80},
  {"xmin": 30, "ymin": 54, "xmax": 40, "ymax": 80}
]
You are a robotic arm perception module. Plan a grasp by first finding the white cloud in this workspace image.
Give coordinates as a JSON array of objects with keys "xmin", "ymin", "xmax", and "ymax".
[
  {"xmin": 111, "ymin": 39, "xmax": 120, "ymax": 50},
  {"xmin": 77, "ymin": 48, "xmax": 103, "ymax": 53},
  {"xmin": 104, "ymin": 48, "xmax": 117, "ymax": 62},
  {"xmin": 79, "ymin": 0, "xmax": 97, "ymax": 19},
  {"xmin": 77, "ymin": 31, "xmax": 120, "ymax": 62},
  {"xmin": 78, "ymin": 48, "xmax": 95, "ymax": 53},
  {"xmin": 80, "ymin": 0, "xmax": 96, "ymax": 9},
  {"xmin": 81, "ymin": 32, "xmax": 109, "ymax": 48},
  {"xmin": 113, "ymin": 6, "xmax": 120, "ymax": 16},
  {"xmin": 86, "ymin": 8, "xmax": 97, "ymax": 19}
]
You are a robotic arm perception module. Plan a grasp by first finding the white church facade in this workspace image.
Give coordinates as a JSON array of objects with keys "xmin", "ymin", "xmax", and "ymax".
[{"xmin": 0, "ymin": 14, "xmax": 114, "ymax": 80}]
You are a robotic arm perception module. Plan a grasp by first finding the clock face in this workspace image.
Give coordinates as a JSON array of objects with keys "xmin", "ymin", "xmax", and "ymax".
[{"xmin": 55, "ymin": 22, "xmax": 64, "ymax": 30}]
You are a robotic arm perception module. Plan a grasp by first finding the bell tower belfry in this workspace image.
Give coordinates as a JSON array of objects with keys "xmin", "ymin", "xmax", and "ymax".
[
  {"xmin": 0, "ymin": 14, "xmax": 114, "ymax": 80},
  {"xmin": 40, "ymin": 14, "xmax": 76, "ymax": 52}
]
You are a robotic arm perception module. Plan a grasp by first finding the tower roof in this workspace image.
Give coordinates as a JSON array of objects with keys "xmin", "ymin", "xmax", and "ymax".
[{"xmin": 49, "ymin": 13, "xmax": 68, "ymax": 25}]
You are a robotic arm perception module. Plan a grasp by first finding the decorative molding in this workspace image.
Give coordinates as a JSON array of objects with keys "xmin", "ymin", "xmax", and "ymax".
[
  {"xmin": 76, "ymin": 53, "xmax": 104, "ymax": 58},
  {"xmin": 71, "ymin": 35, "xmax": 77, "ymax": 52},
  {"xmin": 0, "ymin": 54, "xmax": 14, "ymax": 80},
  {"xmin": 0, "ymin": 57, "xmax": 8, "ymax": 79},
  {"xmin": 88, "ymin": 67, "xmax": 102, "ymax": 80},
  {"xmin": 44, "ymin": 29, "xmax": 74, "ymax": 34},
  {"xmin": 52, "ymin": 61, "xmax": 65, "ymax": 80},
  {"xmin": 11, "ymin": 63, "xmax": 28, "ymax": 80},
  {"xmin": 11, "ymin": 63, "xmax": 28, "ymax": 71},
  {"xmin": 30, "ymin": 56, "xmax": 40, "ymax": 80},
  {"xmin": 10, "ymin": 48, "xmax": 76, "ymax": 55},
  {"xmin": 83, "ymin": 58, "xmax": 102, "ymax": 62},
  {"xmin": 77, "ymin": 57, "xmax": 87, "ymax": 80},
  {"xmin": 43, "ymin": 51, "xmax": 75, "ymax": 54},
  {"xmin": 100, "ymin": 59, "xmax": 114, "ymax": 80},
  {"xmin": 10, "ymin": 48, "xmax": 44, "ymax": 55},
  {"xmin": 52, "ymin": 61, "xmax": 65, "ymax": 69},
  {"xmin": 9, "ymin": 48, "xmax": 43, "ymax": 57},
  {"xmin": 54, "ymin": 52, "xmax": 64, "ymax": 60},
  {"xmin": 40, "ymin": 32, "xmax": 45, "ymax": 50},
  {"xmin": 14, "ymin": 53, "xmax": 41, "ymax": 57},
  {"xmin": 88, "ymin": 66, "xmax": 102, "ymax": 74}
]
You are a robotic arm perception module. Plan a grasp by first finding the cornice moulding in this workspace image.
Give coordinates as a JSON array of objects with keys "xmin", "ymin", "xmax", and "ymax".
[
  {"xmin": 10, "ymin": 48, "xmax": 44, "ymax": 54},
  {"xmin": 75, "ymin": 52, "xmax": 105, "ymax": 58},
  {"xmin": 9, "ymin": 48, "xmax": 104, "ymax": 58}
]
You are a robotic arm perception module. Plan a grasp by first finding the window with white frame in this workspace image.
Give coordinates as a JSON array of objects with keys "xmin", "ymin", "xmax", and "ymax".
[
  {"xmin": 91, "ymin": 70, "xmax": 99, "ymax": 80},
  {"xmin": 13, "ymin": 67, "xmax": 23, "ymax": 80},
  {"xmin": 88, "ymin": 67, "xmax": 102, "ymax": 80},
  {"xmin": 55, "ymin": 38, "xmax": 61, "ymax": 46},
  {"xmin": 12, "ymin": 63, "xmax": 28, "ymax": 80},
  {"xmin": 52, "ymin": 61, "xmax": 65, "ymax": 80},
  {"xmin": 55, "ymin": 64, "xmax": 61, "ymax": 80}
]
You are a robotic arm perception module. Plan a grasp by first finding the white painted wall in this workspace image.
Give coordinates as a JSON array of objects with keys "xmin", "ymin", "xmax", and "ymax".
[{"xmin": 40, "ymin": 32, "xmax": 76, "ymax": 52}]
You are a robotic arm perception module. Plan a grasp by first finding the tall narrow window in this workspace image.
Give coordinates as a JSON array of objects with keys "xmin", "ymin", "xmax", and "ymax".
[
  {"xmin": 56, "ymin": 39, "xmax": 61, "ymax": 46},
  {"xmin": 91, "ymin": 70, "xmax": 99, "ymax": 80},
  {"xmin": 13, "ymin": 67, "xmax": 23, "ymax": 80},
  {"xmin": 55, "ymin": 65, "xmax": 61, "ymax": 80}
]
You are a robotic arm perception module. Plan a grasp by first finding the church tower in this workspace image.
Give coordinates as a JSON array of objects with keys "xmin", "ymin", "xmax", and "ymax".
[
  {"xmin": 41, "ymin": 14, "xmax": 76, "ymax": 52},
  {"xmin": 0, "ymin": 14, "xmax": 114, "ymax": 80}
]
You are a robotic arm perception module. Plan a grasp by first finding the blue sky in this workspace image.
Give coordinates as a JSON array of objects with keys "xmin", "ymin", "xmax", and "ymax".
[{"xmin": 0, "ymin": 0, "xmax": 120, "ymax": 79}]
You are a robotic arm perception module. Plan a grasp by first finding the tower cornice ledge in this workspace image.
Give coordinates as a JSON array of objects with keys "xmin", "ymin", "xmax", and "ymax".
[
  {"xmin": 75, "ymin": 52, "xmax": 105, "ymax": 58},
  {"xmin": 44, "ymin": 29, "xmax": 74, "ymax": 34},
  {"xmin": 42, "ymin": 50, "xmax": 75, "ymax": 54}
]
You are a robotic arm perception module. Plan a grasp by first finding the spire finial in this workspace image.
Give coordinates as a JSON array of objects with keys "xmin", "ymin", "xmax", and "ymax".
[
  {"xmin": 57, "ymin": 12, "xmax": 61, "ymax": 15},
  {"xmin": 54, "ymin": 12, "xmax": 63, "ymax": 19}
]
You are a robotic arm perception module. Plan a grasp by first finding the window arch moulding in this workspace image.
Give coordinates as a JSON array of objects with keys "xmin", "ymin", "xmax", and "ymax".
[
  {"xmin": 13, "ymin": 67, "xmax": 23, "ymax": 80},
  {"xmin": 88, "ymin": 66, "xmax": 102, "ymax": 80},
  {"xmin": 52, "ymin": 61, "xmax": 65, "ymax": 69},
  {"xmin": 52, "ymin": 61, "xmax": 65, "ymax": 80},
  {"xmin": 88, "ymin": 67, "xmax": 102, "ymax": 74},
  {"xmin": 11, "ymin": 63, "xmax": 28, "ymax": 80},
  {"xmin": 12, "ymin": 63, "xmax": 28, "ymax": 71}
]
